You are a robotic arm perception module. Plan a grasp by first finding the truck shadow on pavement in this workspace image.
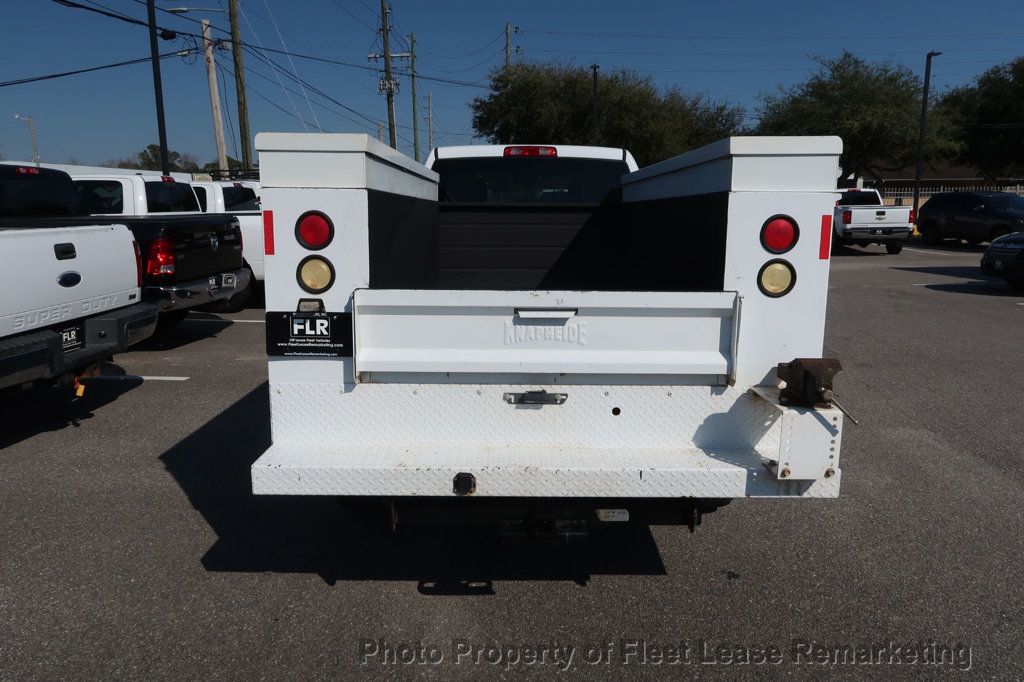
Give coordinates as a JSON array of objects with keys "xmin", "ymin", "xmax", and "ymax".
[
  {"xmin": 160, "ymin": 383, "xmax": 668, "ymax": 590},
  {"xmin": 894, "ymin": 266, "xmax": 1021, "ymax": 297},
  {"xmin": 0, "ymin": 362, "xmax": 139, "ymax": 450}
]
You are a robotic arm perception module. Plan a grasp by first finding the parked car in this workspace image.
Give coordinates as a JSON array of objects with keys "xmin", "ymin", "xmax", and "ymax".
[
  {"xmin": 191, "ymin": 180, "xmax": 263, "ymax": 311},
  {"xmin": 0, "ymin": 164, "xmax": 158, "ymax": 392},
  {"xmin": 833, "ymin": 188, "xmax": 913, "ymax": 254},
  {"xmin": 70, "ymin": 173, "xmax": 249, "ymax": 326},
  {"xmin": 980, "ymin": 231, "xmax": 1024, "ymax": 290},
  {"xmin": 917, "ymin": 192, "xmax": 1024, "ymax": 246}
]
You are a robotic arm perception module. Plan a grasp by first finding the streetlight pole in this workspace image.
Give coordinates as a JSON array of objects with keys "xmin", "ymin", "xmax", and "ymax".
[
  {"xmin": 590, "ymin": 64, "xmax": 599, "ymax": 146},
  {"xmin": 13, "ymin": 114, "xmax": 40, "ymax": 166},
  {"xmin": 146, "ymin": 0, "xmax": 171, "ymax": 175},
  {"xmin": 913, "ymin": 51, "xmax": 941, "ymax": 226}
]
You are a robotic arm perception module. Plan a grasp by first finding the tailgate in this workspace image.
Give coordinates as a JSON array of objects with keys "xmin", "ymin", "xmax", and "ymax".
[
  {"xmin": 0, "ymin": 225, "xmax": 138, "ymax": 337},
  {"xmin": 353, "ymin": 289, "xmax": 738, "ymax": 380},
  {"xmin": 166, "ymin": 216, "xmax": 243, "ymax": 281},
  {"xmin": 845, "ymin": 205, "xmax": 910, "ymax": 226}
]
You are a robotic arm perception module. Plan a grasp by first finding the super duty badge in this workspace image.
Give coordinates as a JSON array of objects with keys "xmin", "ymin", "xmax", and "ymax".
[{"xmin": 265, "ymin": 311, "xmax": 353, "ymax": 357}]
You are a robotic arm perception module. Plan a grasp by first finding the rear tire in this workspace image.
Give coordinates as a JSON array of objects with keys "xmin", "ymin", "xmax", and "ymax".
[
  {"xmin": 885, "ymin": 241, "xmax": 904, "ymax": 254},
  {"xmin": 919, "ymin": 222, "xmax": 940, "ymax": 245}
]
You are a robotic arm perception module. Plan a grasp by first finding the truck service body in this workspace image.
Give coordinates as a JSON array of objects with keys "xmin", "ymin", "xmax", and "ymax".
[{"xmin": 251, "ymin": 134, "xmax": 846, "ymax": 522}]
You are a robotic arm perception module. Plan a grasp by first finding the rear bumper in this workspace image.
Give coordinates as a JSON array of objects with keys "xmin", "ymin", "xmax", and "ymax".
[
  {"xmin": 840, "ymin": 226, "xmax": 912, "ymax": 242},
  {"xmin": 0, "ymin": 302, "xmax": 158, "ymax": 390},
  {"xmin": 147, "ymin": 268, "xmax": 251, "ymax": 312},
  {"xmin": 252, "ymin": 387, "xmax": 843, "ymax": 499}
]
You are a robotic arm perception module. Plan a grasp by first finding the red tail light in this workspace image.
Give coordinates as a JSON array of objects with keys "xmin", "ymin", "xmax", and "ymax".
[
  {"xmin": 132, "ymin": 240, "xmax": 143, "ymax": 286},
  {"xmin": 503, "ymin": 145, "xmax": 557, "ymax": 157},
  {"xmin": 841, "ymin": 210, "xmax": 852, "ymax": 225},
  {"xmin": 15, "ymin": 166, "xmax": 40, "ymax": 175},
  {"xmin": 760, "ymin": 216, "xmax": 799, "ymax": 254},
  {"xmin": 160, "ymin": 176, "xmax": 175, "ymax": 183},
  {"xmin": 295, "ymin": 211, "xmax": 334, "ymax": 250},
  {"xmin": 146, "ymin": 237, "xmax": 176, "ymax": 276},
  {"xmin": 909, "ymin": 208, "xmax": 916, "ymax": 225}
]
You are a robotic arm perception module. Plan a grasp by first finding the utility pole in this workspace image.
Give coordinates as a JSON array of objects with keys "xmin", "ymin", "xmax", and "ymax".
[
  {"xmin": 202, "ymin": 20, "xmax": 229, "ymax": 174},
  {"xmin": 409, "ymin": 33, "xmax": 419, "ymax": 162},
  {"xmin": 146, "ymin": 0, "xmax": 170, "ymax": 175},
  {"xmin": 228, "ymin": 0, "xmax": 252, "ymax": 169},
  {"xmin": 13, "ymin": 114, "xmax": 40, "ymax": 166},
  {"xmin": 913, "ymin": 51, "xmax": 942, "ymax": 225},
  {"xmin": 377, "ymin": 123, "xmax": 384, "ymax": 142},
  {"xmin": 379, "ymin": 0, "xmax": 397, "ymax": 148},
  {"xmin": 590, "ymin": 64, "xmax": 599, "ymax": 146},
  {"xmin": 428, "ymin": 91, "xmax": 433, "ymax": 152}
]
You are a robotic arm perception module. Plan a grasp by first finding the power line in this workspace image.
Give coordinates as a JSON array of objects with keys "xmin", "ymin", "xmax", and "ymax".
[
  {"xmin": 53, "ymin": 0, "xmax": 490, "ymax": 88},
  {"xmin": 262, "ymin": 0, "xmax": 321, "ymax": 130},
  {"xmin": 526, "ymin": 46, "xmax": 1024, "ymax": 58},
  {"xmin": 0, "ymin": 50, "xmax": 189, "ymax": 88},
  {"xmin": 417, "ymin": 30, "xmax": 506, "ymax": 60},
  {"xmin": 325, "ymin": 0, "xmax": 377, "ymax": 32},
  {"xmin": 237, "ymin": 2, "xmax": 309, "ymax": 131}
]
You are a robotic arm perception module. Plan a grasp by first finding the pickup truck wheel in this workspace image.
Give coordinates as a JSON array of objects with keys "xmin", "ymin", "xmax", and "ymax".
[
  {"xmin": 919, "ymin": 222, "xmax": 940, "ymax": 245},
  {"xmin": 885, "ymin": 241, "xmax": 904, "ymax": 254},
  {"xmin": 156, "ymin": 309, "xmax": 189, "ymax": 331}
]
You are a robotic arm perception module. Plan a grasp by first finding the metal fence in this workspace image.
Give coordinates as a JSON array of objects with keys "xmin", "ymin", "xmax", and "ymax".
[{"xmin": 873, "ymin": 183, "xmax": 1024, "ymax": 207}]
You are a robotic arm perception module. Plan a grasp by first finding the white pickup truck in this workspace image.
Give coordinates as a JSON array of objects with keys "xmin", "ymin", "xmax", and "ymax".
[
  {"xmin": 250, "ymin": 134, "xmax": 848, "ymax": 532},
  {"xmin": 0, "ymin": 165, "xmax": 158, "ymax": 392},
  {"xmin": 191, "ymin": 180, "xmax": 263, "ymax": 310},
  {"xmin": 834, "ymin": 188, "xmax": 913, "ymax": 254}
]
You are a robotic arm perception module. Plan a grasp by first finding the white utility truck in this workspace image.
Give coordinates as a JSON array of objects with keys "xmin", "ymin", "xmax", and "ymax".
[
  {"xmin": 251, "ymin": 134, "xmax": 848, "ymax": 530},
  {"xmin": 834, "ymin": 188, "xmax": 914, "ymax": 254}
]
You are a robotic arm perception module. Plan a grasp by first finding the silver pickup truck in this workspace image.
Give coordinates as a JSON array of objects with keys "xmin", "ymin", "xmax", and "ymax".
[
  {"xmin": 0, "ymin": 165, "xmax": 158, "ymax": 393},
  {"xmin": 833, "ymin": 188, "xmax": 913, "ymax": 254}
]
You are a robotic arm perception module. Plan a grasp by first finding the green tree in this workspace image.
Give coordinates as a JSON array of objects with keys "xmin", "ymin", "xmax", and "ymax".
[
  {"xmin": 471, "ymin": 62, "xmax": 744, "ymax": 166},
  {"xmin": 940, "ymin": 57, "xmax": 1024, "ymax": 179},
  {"xmin": 104, "ymin": 145, "xmax": 200, "ymax": 172},
  {"xmin": 756, "ymin": 52, "xmax": 958, "ymax": 180}
]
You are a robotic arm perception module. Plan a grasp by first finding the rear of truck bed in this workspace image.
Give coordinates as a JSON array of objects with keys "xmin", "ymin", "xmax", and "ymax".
[{"xmin": 252, "ymin": 134, "xmax": 845, "ymax": 512}]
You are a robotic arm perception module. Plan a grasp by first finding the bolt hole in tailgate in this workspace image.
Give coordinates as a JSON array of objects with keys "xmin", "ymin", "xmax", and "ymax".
[{"xmin": 353, "ymin": 289, "xmax": 739, "ymax": 382}]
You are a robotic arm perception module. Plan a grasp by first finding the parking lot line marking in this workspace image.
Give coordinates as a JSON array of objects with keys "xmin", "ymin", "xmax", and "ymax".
[
  {"xmin": 902, "ymin": 247, "xmax": 968, "ymax": 257},
  {"xmin": 91, "ymin": 375, "xmax": 190, "ymax": 382}
]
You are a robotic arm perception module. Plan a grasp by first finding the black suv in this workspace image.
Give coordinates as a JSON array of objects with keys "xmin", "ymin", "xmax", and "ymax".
[{"xmin": 917, "ymin": 192, "xmax": 1024, "ymax": 246}]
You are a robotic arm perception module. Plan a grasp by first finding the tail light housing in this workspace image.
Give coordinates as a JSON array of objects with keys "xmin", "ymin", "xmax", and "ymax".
[
  {"xmin": 760, "ymin": 215, "xmax": 799, "ymax": 254},
  {"xmin": 295, "ymin": 210, "xmax": 334, "ymax": 250},
  {"xmin": 909, "ymin": 208, "xmax": 916, "ymax": 225},
  {"xmin": 503, "ymin": 146, "xmax": 557, "ymax": 157},
  {"xmin": 758, "ymin": 259, "xmax": 796, "ymax": 297},
  {"xmin": 297, "ymin": 256, "xmax": 335, "ymax": 293},
  {"xmin": 841, "ymin": 210, "xmax": 852, "ymax": 225},
  {"xmin": 132, "ymin": 240, "xmax": 143, "ymax": 286},
  {"xmin": 146, "ymin": 237, "xmax": 176, "ymax": 277}
]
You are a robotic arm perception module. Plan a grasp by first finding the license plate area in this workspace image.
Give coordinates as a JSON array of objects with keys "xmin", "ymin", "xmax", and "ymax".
[{"xmin": 59, "ymin": 323, "xmax": 84, "ymax": 353}]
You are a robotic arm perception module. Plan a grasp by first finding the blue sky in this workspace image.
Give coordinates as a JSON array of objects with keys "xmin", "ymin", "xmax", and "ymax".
[{"xmin": 1, "ymin": 0, "xmax": 1022, "ymax": 165}]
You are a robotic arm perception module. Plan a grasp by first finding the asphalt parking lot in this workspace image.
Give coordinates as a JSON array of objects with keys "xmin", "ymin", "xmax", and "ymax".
[{"xmin": 2, "ymin": 242, "xmax": 1022, "ymax": 678}]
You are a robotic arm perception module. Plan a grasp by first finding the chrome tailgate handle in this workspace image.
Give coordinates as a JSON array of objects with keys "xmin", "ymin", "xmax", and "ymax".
[
  {"xmin": 503, "ymin": 390, "xmax": 568, "ymax": 406},
  {"xmin": 513, "ymin": 308, "xmax": 577, "ymax": 319}
]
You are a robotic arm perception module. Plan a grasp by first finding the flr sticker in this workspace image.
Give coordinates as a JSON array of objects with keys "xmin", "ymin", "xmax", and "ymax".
[{"xmin": 265, "ymin": 311, "xmax": 353, "ymax": 357}]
